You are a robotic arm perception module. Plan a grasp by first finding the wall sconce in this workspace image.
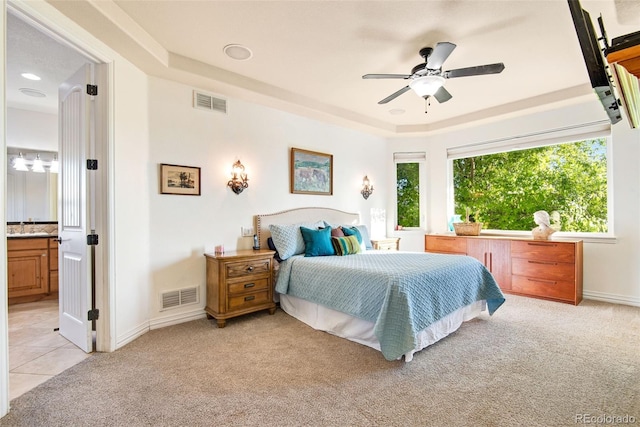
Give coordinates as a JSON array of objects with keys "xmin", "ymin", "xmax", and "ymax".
[
  {"xmin": 227, "ymin": 160, "xmax": 249, "ymax": 195},
  {"xmin": 11, "ymin": 152, "xmax": 58, "ymax": 173},
  {"xmin": 361, "ymin": 175, "xmax": 374, "ymax": 200}
]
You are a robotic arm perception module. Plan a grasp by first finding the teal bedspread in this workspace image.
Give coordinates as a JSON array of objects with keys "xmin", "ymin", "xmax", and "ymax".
[{"xmin": 275, "ymin": 251, "xmax": 505, "ymax": 360}]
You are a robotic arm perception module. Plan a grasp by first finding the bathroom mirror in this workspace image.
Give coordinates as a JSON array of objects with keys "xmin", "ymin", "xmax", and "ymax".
[{"xmin": 6, "ymin": 147, "xmax": 58, "ymax": 222}]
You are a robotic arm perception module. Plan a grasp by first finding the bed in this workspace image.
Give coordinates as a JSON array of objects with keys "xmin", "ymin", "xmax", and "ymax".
[{"xmin": 255, "ymin": 207, "xmax": 505, "ymax": 361}]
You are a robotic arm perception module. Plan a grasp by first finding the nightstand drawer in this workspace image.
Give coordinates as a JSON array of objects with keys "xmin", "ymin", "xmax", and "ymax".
[
  {"xmin": 226, "ymin": 258, "xmax": 271, "ymax": 279},
  {"xmin": 228, "ymin": 278, "xmax": 270, "ymax": 294},
  {"xmin": 228, "ymin": 290, "xmax": 271, "ymax": 311},
  {"xmin": 511, "ymin": 241, "xmax": 575, "ymax": 263},
  {"xmin": 512, "ymin": 275, "xmax": 575, "ymax": 301},
  {"xmin": 511, "ymin": 258, "xmax": 575, "ymax": 282}
]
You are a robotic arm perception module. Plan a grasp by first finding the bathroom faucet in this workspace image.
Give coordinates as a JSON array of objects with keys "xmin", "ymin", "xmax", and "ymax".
[{"xmin": 20, "ymin": 221, "xmax": 25, "ymax": 234}]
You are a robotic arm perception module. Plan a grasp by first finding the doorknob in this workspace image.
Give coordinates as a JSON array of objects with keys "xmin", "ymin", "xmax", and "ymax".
[{"xmin": 54, "ymin": 237, "xmax": 70, "ymax": 244}]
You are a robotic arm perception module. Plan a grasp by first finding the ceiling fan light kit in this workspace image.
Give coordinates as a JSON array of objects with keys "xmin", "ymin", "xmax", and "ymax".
[{"xmin": 409, "ymin": 75, "xmax": 445, "ymax": 98}]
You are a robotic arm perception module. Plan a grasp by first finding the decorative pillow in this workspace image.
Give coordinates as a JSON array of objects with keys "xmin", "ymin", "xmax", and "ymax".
[
  {"xmin": 269, "ymin": 220, "xmax": 325, "ymax": 260},
  {"xmin": 354, "ymin": 225, "xmax": 373, "ymax": 250},
  {"xmin": 266, "ymin": 237, "xmax": 283, "ymax": 263},
  {"xmin": 331, "ymin": 235, "xmax": 361, "ymax": 256},
  {"xmin": 331, "ymin": 227, "xmax": 345, "ymax": 237},
  {"xmin": 300, "ymin": 226, "xmax": 335, "ymax": 257}
]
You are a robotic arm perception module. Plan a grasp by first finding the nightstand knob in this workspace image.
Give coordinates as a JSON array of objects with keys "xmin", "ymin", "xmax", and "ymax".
[{"xmin": 247, "ymin": 266, "xmax": 254, "ymax": 272}]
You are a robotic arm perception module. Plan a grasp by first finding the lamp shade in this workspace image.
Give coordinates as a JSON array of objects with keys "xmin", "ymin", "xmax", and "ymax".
[{"xmin": 409, "ymin": 75, "xmax": 445, "ymax": 97}]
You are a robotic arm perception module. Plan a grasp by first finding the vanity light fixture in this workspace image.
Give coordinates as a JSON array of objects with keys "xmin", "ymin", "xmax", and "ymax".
[
  {"xmin": 227, "ymin": 160, "xmax": 249, "ymax": 195},
  {"xmin": 361, "ymin": 175, "xmax": 374, "ymax": 200},
  {"xmin": 50, "ymin": 155, "xmax": 59, "ymax": 174},
  {"xmin": 13, "ymin": 152, "xmax": 29, "ymax": 171},
  {"xmin": 32, "ymin": 154, "xmax": 45, "ymax": 173}
]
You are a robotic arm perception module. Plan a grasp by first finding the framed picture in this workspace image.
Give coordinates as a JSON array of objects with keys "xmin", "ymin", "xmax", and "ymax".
[
  {"xmin": 160, "ymin": 163, "xmax": 201, "ymax": 196},
  {"xmin": 290, "ymin": 148, "xmax": 333, "ymax": 195}
]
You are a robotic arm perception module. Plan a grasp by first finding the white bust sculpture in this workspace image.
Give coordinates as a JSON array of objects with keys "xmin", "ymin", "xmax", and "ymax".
[{"xmin": 532, "ymin": 210, "xmax": 556, "ymax": 240}]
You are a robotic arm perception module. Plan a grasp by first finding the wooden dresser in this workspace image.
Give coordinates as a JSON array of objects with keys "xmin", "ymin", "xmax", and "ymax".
[
  {"xmin": 204, "ymin": 249, "xmax": 276, "ymax": 327},
  {"xmin": 425, "ymin": 234, "xmax": 583, "ymax": 305}
]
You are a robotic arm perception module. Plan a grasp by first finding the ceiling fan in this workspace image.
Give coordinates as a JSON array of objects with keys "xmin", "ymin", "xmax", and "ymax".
[{"xmin": 363, "ymin": 42, "xmax": 505, "ymax": 108}]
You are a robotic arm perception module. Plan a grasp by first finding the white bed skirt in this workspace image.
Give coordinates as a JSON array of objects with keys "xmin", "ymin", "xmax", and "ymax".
[{"xmin": 279, "ymin": 293, "xmax": 486, "ymax": 362}]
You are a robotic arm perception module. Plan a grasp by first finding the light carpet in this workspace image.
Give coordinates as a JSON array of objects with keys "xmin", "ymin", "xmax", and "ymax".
[{"xmin": 1, "ymin": 295, "xmax": 638, "ymax": 427}]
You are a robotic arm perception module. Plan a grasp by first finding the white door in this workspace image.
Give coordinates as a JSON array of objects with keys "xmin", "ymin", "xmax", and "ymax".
[{"xmin": 58, "ymin": 64, "xmax": 95, "ymax": 353}]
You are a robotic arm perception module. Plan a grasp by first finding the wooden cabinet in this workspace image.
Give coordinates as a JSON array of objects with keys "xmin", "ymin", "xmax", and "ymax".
[
  {"xmin": 510, "ymin": 240, "xmax": 583, "ymax": 305},
  {"xmin": 371, "ymin": 238, "xmax": 400, "ymax": 251},
  {"xmin": 425, "ymin": 234, "xmax": 583, "ymax": 305},
  {"xmin": 8, "ymin": 238, "xmax": 49, "ymax": 301},
  {"xmin": 205, "ymin": 250, "xmax": 276, "ymax": 328},
  {"xmin": 466, "ymin": 238, "xmax": 512, "ymax": 291},
  {"xmin": 49, "ymin": 237, "xmax": 59, "ymax": 293}
]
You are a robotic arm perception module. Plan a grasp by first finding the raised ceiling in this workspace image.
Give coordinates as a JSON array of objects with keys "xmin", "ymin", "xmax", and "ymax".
[{"xmin": 11, "ymin": 1, "xmax": 640, "ymax": 135}]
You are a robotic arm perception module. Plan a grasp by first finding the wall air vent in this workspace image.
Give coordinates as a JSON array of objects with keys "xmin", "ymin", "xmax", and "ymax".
[
  {"xmin": 161, "ymin": 286, "xmax": 199, "ymax": 311},
  {"xmin": 193, "ymin": 90, "xmax": 227, "ymax": 114}
]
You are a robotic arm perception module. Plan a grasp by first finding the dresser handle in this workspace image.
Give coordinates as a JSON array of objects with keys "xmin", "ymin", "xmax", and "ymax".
[
  {"xmin": 528, "ymin": 278, "xmax": 557, "ymax": 285},
  {"xmin": 246, "ymin": 266, "xmax": 254, "ymax": 272},
  {"xmin": 244, "ymin": 283, "xmax": 255, "ymax": 289},
  {"xmin": 527, "ymin": 242, "xmax": 557, "ymax": 247},
  {"xmin": 244, "ymin": 295, "xmax": 255, "ymax": 302},
  {"xmin": 528, "ymin": 260, "xmax": 557, "ymax": 266}
]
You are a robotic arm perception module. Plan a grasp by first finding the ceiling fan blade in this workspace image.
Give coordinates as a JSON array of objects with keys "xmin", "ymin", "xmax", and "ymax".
[
  {"xmin": 363, "ymin": 73, "xmax": 411, "ymax": 79},
  {"xmin": 433, "ymin": 86, "xmax": 453, "ymax": 103},
  {"xmin": 426, "ymin": 42, "xmax": 456, "ymax": 69},
  {"xmin": 378, "ymin": 85, "xmax": 411, "ymax": 104},
  {"xmin": 444, "ymin": 62, "xmax": 505, "ymax": 78}
]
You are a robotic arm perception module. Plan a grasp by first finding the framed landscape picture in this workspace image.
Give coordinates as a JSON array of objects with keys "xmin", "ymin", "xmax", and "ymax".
[
  {"xmin": 290, "ymin": 148, "xmax": 333, "ymax": 195},
  {"xmin": 160, "ymin": 163, "xmax": 201, "ymax": 196}
]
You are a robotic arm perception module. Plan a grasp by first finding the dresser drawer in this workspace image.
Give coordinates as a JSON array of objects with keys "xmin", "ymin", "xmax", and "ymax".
[
  {"xmin": 511, "ymin": 258, "xmax": 575, "ymax": 282},
  {"xmin": 511, "ymin": 275, "xmax": 575, "ymax": 301},
  {"xmin": 228, "ymin": 290, "xmax": 271, "ymax": 311},
  {"xmin": 425, "ymin": 236, "xmax": 466, "ymax": 254},
  {"xmin": 225, "ymin": 258, "xmax": 271, "ymax": 279},
  {"xmin": 511, "ymin": 241, "xmax": 575, "ymax": 263},
  {"xmin": 228, "ymin": 278, "xmax": 270, "ymax": 295}
]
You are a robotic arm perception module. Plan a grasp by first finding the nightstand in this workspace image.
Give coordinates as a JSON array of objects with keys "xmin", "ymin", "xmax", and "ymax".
[
  {"xmin": 204, "ymin": 249, "xmax": 276, "ymax": 327},
  {"xmin": 371, "ymin": 238, "xmax": 400, "ymax": 251}
]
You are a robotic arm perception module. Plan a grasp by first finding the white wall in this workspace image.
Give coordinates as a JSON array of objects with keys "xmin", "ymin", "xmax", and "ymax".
[
  {"xmin": 146, "ymin": 77, "xmax": 388, "ymax": 326},
  {"xmin": 387, "ymin": 100, "xmax": 640, "ymax": 306},
  {"xmin": 6, "ymin": 107, "xmax": 57, "ymax": 151}
]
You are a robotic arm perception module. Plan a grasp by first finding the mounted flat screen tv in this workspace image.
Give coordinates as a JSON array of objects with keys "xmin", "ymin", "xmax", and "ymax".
[{"xmin": 567, "ymin": 0, "xmax": 622, "ymax": 125}]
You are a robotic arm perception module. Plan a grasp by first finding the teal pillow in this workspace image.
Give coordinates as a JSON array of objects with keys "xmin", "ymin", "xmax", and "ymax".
[
  {"xmin": 341, "ymin": 226, "xmax": 362, "ymax": 244},
  {"xmin": 300, "ymin": 226, "xmax": 335, "ymax": 257},
  {"xmin": 331, "ymin": 235, "xmax": 361, "ymax": 256}
]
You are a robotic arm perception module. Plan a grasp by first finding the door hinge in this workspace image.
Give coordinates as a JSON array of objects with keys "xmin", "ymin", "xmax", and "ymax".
[
  {"xmin": 86, "ymin": 84, "xmax": 98, "ymax": 96},
  {"xmin": 88, "ymin": 309, "xmax": 99, "ymax": 321},
  {"xmin": 87, "ymin": 234, "xmax": 99, "ymax": 246},
  {"xmin": 87, "ymin": 159, "xmax": 98, "ymax": 170}
]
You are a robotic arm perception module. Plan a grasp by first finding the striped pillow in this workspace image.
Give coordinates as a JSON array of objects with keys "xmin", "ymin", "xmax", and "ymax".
[{"xmin": 331, "ymin": 235, "xmax": 361, "ymax": 256}]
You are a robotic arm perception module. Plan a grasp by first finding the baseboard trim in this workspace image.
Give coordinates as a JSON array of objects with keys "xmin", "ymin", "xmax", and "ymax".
[
  {"xmin": 116, "ymin": 321, "xmax": 150, "ymax": 349},
  {"xmin": 583, "ymin": 290, "xmax": 640, "ymax": 307},
  {"xmin": 149, "ymin": 308, "xmax": 207, "ymax": 330}
]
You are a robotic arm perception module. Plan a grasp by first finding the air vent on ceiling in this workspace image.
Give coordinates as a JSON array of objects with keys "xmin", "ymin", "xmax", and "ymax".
[
  {"xmin": 161, "ymin": 286, "xmax": 199, "ymax": 311},
  {"xmin": 193, "ymin": 90, "xmax": 227, "ymax": 114}
]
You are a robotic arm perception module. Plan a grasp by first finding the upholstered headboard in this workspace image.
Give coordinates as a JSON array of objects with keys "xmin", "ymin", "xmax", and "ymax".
[{"xmin": 255, "ymin": 207, "xmax": 360, "ymax": 250}]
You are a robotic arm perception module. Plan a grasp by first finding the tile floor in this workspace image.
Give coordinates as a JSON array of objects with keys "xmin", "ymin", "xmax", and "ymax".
[{"xmin": 8, "ymin": 300, "xmax": 92, "ymax": 401}]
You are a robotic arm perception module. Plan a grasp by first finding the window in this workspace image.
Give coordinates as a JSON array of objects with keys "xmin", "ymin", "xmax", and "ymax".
[
  {"xmin": 449, "ymin": 130, "xmax": 610, "ymax": 234},
  {"xmin": 395, "ymin": 152, "xmax": 426, "ymax": 229}
]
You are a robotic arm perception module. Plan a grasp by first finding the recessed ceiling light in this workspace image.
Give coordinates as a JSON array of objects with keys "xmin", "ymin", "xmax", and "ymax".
[
  {"xmin": 21, "ymin": 73, "xmax": 41, "ymax": 81},
  {"xmin": 223, "ymin": 44, "xmax": 253, "ymax": 61},
  {"xmin": 19, "ymin": 88, "xmax": 46, "ymax": 98},
  {"xmin": 389, "ymin": 109, "xmax": 405, "ymax": 115}
]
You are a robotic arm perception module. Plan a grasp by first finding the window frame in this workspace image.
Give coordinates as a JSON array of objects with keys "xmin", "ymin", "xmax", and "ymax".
[
  {"xmin": 394, "ymin": 152, "xmax": 427, "ymax": 231},
  {"xmin": 446, "ymin": 122, "xmax": 615, "ymax": 242}
]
